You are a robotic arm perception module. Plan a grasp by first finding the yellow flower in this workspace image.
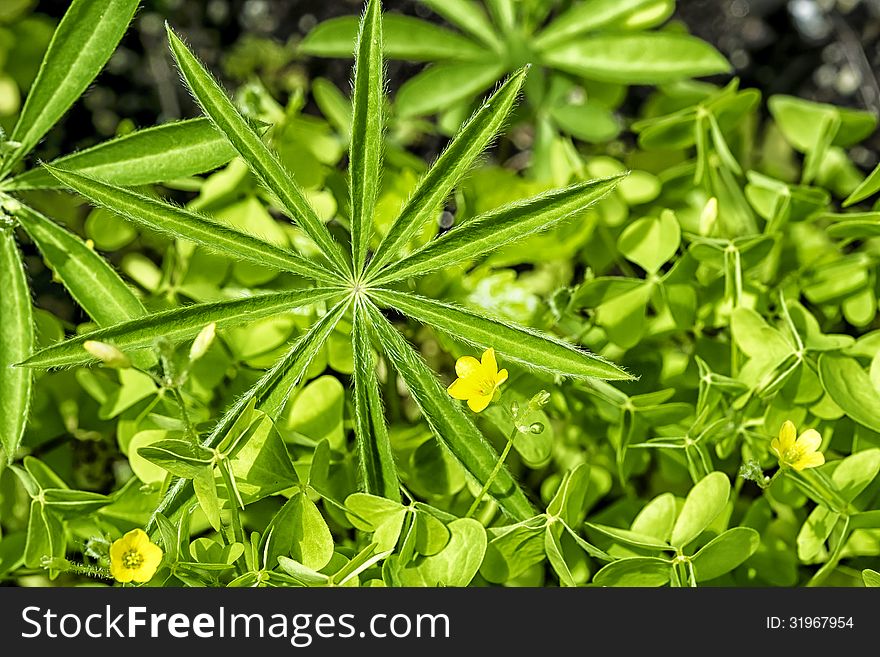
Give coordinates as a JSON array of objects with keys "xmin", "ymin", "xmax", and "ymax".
[
  {"xmin": 109, "ymin": 529, "xmax": 163, "ymax": 583},
  {"xmin": 447, "ymin": 348, "xmax": 508, "ymax": 413},
  {"xmin": 770, "ymin": 420, "xmax": 825, "ymax": 472}
]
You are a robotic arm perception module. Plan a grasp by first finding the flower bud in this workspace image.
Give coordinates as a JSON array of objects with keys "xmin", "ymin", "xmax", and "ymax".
[
  {"xmin": 189, "ymin": 322, "xmax": 216, "ymax": 362},
  {"xmin": 83, "ymin": 340, "xmax": 131, "ymax": 369}
]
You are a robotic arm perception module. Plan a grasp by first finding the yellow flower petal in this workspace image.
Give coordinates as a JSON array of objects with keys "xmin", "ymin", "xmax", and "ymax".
[
  {"xmin": 777, "ymin": 420, "xmax": 797, "ymax": 451},
  {"xmin": 448, "ymin": 378, "xmax": 480, "ymax": 400},
  {"xmin": 496, "ymin": 368, "xmax": 508, "ymax": 386},
  {"xmin": 795, "ymin": 428, "xmax": 822, "ymax": 454},
  {"xmin": 481, "ymin": 348, "xmax": 498, "ymax": 375},
  {"xmin": 467, "ymin": 394, "xmax": 493, "ymax": 413},
  {"xmin": 794, "ymin": 451, "xmax": 825, "ymax": 471},
  {"xmin": 455, "ymin": 356, "xmax": 482, "ymax": 379},
  {"xmin": 770, "ymin": 437, "xmax": 783, "ymax": 459}
]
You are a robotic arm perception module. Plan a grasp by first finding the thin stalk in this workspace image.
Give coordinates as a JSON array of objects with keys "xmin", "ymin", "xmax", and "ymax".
[{"xmin": 466, "ymin": 426, "xmax": 518, "ymax": 519}]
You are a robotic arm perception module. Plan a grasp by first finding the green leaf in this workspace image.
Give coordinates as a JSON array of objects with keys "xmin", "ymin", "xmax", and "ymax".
[
  {"xmin": 843, "ymin": 162, "xmax": 880, "ymax": 207},
  {"xmin": 863, "ymin": 569, "xmax": 880, "ymax": 587},
  {"xmin": 15, "ymin": 204, "xmax": 146, "ymax": 328},
  {"xmin": 418, "ymin": 0, "xmax": 501, "ymax": 50},
  {"xmin": 372, "ymin": 289, "xmax": 631, "ymax": 380},
  {"xmin": 830, "ymin": 449, "xmax": 880, "ymax": 504},
  {"xmin": 44, "ymin": 166, "xmax": 339, "ymax": 285},
  {"xmin": 148, "ymin": 299, "xmax": 350, "ymax": 530},
  {"xmin": 228, "ymin": 411, "xmax": 300, "ymax": 503},
  {"xmin": 138, "ymin": 439, "xmax": 214, "ymax": 479},
  {"xmin": 617, "ymin": 210, "xmax": 681, "ymax": 273},
  {"xmin": 350, "ymin": 0, "xmax": 383, "ymax": 274},
  {"xmin": 395, "ymin": 61, "xmax": 505, "ymax": 118},
  {"xmin": 534, "ymin": 0, "xmax": 658, "ymax": 50},
  {"xmin": 384, "ymin": 518, "xmax": 487, "ymax": 586},
  {"xmin": 691, "ymin": 527, "xmax": 759, "ymax": 581},
  {"xmin": 3, "ymin": 0, "xmax": 139, "ymax": 172},
  {"xmin": 352, "ymin": 302, "xmax": 400, "ymax": 500},
  {"xmin": 8, "ymin": 119, "xmax": 236, "ymax": 190},
  {"xmin": 166, "ymin": 26, "xmax": 350, "ymax": 278},
  {"xmin": 593, "ymin": 557, "xmax": 671, "ymax": 586},
  {"xmin": 364, "ymin": 300, "xmax": 534, "ymax": 521},
  {"xmin": 480, "ymin": 522, "xmax": 546, "ymax": 583},
  {"xmin": 585, "ymin": 523, "xmax": 673, "ymax": 551},
  {"xmin": 818, "ymin": 354, "xmax": 880, "ymax": 434},
  {"xmin": 366, "ymin": 67, "xmax": 529, "ymax": 276},
  {"xmin": 22, "ymin": 288, "xmax": 342, "ymax": 369},
  {"xmin": 542, "ymin": 34, "xmax": 730, "ymax": 85},
  {"xmin": 300, "ymin": 14, "xmax": 487, "ymax": 60},
  {"xmin": 24, "ymin": 500, "xmax": 65, "ymax": 570},
  {"xmin": 768, "ymin": 95, "xmax": 877, "ymax": 152},
  {"xmin": 42, "ymin": 488, "xmax": 112, "ymax": 518},
  {"xmin": 371, "ymin": 175, "xmax": 623, "ymax": 284},
  {"xmin": 670, "ymin": 472, "xmax": 730, "ymax": 548},
  {"xmin": 544, "ymin": 523, "xmax": 577, "ymax": 587},
  {"xmin": 0, "ymin": 230, "xmax": 32, "ymax": 462},
  {"xmin": 287, "ymin": 492, "xmax": 335, "ymax": 571}
]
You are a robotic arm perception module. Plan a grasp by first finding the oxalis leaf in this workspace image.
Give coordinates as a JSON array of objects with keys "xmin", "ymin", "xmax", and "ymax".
[
  {"xmin": 371, "ymin": 289, "xmax": 631, "ymax": 381},
  {"xmin": 363, "ymin": 298, "xmax": 535, "ymax": 521}
]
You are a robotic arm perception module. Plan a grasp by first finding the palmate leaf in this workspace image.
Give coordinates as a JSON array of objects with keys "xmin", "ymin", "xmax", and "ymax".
[
  {"xmin": 7, "ymin": 119, "xmax": 236, "ymax": 191},
  {"xmin": 21, "ymin": 288, "xmax": 344, "ymax": 369},
  {"xmin": 165, "ymin": 26, "xmax": 351, "ymax": 279},
  {"xmin": 417, "ymin": 0, "xmax": 501, "ymax": 50},
  {"xmin": 0, "ymin": 231, "xmax": 32, "ymax": 462},
  {"xmin": 370, "ymin": 175, "xmax": 624, "ymax": 284},
  {"xmin": 301, "ymin": 14, "xmax": 487, "ymax": 61},
  {"xmin": 352, "ymin": 300, "xmax": 399, "ymax": 500},
  {"xmin": 363, "ymin": 299, "xmax": 535, "ymax": 521},
  {"xmin": 371, "ymin": 289, "xmax": 631, "ymax": 381},
  {"xmin": 364, "ymin": 66, "xmax": 529, "ymax": 276},
  {"xmin": 1, "ymin": 0, "xmax": 140, "ymax": 175},
  {"xmin": 349, "ymin": 0, "xmax": 383, "ymax": 274},
  {"xmin": 15, "ymin": 204, "xmax": 146, "ymax": 328},
  {"xmin": 45, "ymin": 167, "xmax": 340, "ymax": 285},
  {"xmin": 541, "ymin": 33, "xmax": 730, "ymax": 85},
  {"xmin": 149, "ymin": 298, "xmax": 351, "ymax": 531},
  {"xmin": 533, "ymin": 0, "xmax": 661, "ymax": 50}
]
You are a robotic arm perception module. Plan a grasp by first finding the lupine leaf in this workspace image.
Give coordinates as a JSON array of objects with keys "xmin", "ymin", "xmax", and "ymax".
[
  {"xmin": 534, "ymin": 0, "xmax": 659, "ymax": 50},
  {"xmin": 22, "ymin": 289, "xmax": 344, "ymax": 369},
  {"xmin": 365, "ymin": 66, "xmax": 529, "ymax": 276},
  {"xmin": 45, "ymin": 166, "xmax": 340, "ymax": 285},
  {"xmin": 364, "ymin": 299, "xmax": 535, "ymax": 521},
  {"xmin": 371, "ymin": 175, "xmax": 623, "ymax": 284},
  {"xmin": 349, "ymin": 0, "xmax": 383, "ymax": 274},
  {"xmin": 8, "ymin": 119, "xmax": 236, "ymax": 190},
  {"xmin": 15, "ymin": 204, "xmax": 145, "ymax": 327},
  {"xmin": 371, "ymin": 289, "xmax": 631, "ymax": 380},
  {"xmin": 0, "ymin": 230, "xmax": 32, "ymax": 462},
  {"xmin": 418, "ymin": 0, "xmax": 501, "ymax": 50},
  {"xmin": 2, "ymin": 0, "xmax": 139, "ymax": 173},
  {"xmin": 299, "ymin": 14, "xmax": 486, "ymax": 60},
  {"xmin": 352, "ymin": 301, "xmax": 400, "ymax": 500},
  {"xmin": 148, "ymin": 299, "xmax": 351, "ymax": 531},
  {"xmin": 166, "ymin": 26, "xmax": 351, "ymax": 278},
  {"xmin": 542, "ymin": 34, "xmax": 730, "ymax": 84}
]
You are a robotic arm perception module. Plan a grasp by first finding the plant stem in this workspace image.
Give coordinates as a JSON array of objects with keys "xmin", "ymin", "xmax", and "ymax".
[
  {"xmin": 466, "ymin": 427, "xmax": 518, "ymax": 519},
  {"xmin": 218, "ymin": 459, "xmax": 244, "ymax": 546},
  {"xmin": 170, "ymin": 385, "xmax": 197, "ymax": 444}
]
